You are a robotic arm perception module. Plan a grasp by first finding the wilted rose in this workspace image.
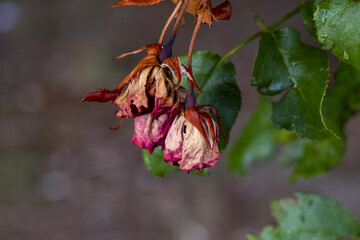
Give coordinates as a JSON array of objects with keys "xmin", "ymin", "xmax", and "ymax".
[
  {"xmin": 164, "ymin": 111, "xmax": 220, "ymax": 172},
  {"xmin": 129, "ymin": 66, "xmax": 181, "ymax": 152},
  {"xmin": 114, "ymin": 66, "xmax": 178, "ymax": 118}
]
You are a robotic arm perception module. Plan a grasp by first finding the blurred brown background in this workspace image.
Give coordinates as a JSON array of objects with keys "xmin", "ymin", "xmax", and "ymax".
[{"xmin": 0, "ymin": 0, "xmax": 359, "ymax": 239}]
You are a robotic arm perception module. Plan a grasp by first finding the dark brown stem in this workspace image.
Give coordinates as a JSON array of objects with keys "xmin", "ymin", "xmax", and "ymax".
[
  {"xmin": 171, "ymin": 0, "xmax": 190, "ymax": 40},
  {"xmin": 158, "ymin": 0, "xmax": 182, "ymax": 45}
]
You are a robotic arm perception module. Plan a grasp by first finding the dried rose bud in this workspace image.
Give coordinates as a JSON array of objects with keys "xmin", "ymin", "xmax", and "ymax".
[{"xmin": 164, "ymin": 111, "xmax": 220, "ymax": 172}]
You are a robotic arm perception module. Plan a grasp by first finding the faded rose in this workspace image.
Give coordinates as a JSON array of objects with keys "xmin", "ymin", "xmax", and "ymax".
[
  {"xmin": 81, "ymin": 44, "xmax": 199, "ymax": 117},
  {"xmin": 164, "ymin": 111, "xmax": 220, "ymax": 172},
  {"xmin": 114, "ymin": 66, "xmax": 178, "ymax": 118},
  {"xmin": 129, "ymin": 66, "xmax": 181, "ymax": 152}
]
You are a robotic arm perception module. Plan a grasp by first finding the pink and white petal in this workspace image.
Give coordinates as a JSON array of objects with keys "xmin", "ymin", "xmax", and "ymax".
[
  {"xmin": 132, "ymin": 112, "xmax": 178, "ymax": 154},
  {"xmin": 164, "ymin": 114, "xmax": 184, "ymax": 163},
  {"xmin": 149, "ymin": 114, "xmax": 170, "ymax": 146},
  {"xmin": 131, "ymin": 114, "xmax": 154, "ymax": 153},
  {"xmin": 153, "ymin": 102, "xmax": 180, "ymax": 147}
]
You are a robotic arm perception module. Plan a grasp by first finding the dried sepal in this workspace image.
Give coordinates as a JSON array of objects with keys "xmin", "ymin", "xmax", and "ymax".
[
  {"xmin": 198, "ymin": 110, "xmax": 216, "ymax": 148},
  {"xmin": 212, "ymin": 0, "xmax": 232, "ymax": 21},
  {"xmin": 183, "ymin": 107, "xmax": 212, "ymax": 149},
  {"xmin": 161, "ymin": 57, "xmax": 182, "ymax": 88},
  {"xmin": 113, "ymin": 44, "xmax": 161, "ymax": 92},
  {"xmin": 112, "ymin": 0, "xmax": 165, "ymax": 8},
  {"xmin": 112, "ymin": 44, "xmax": 161, "ymax": 61},
  {"xmin": 180, "ymin": 64, "xmax": 202, "ymax": 93},
  {"xmin": 198, "ymin": 105, "xmax": 226, "ymax": 141},
  {"xmin": 80, "ymin": 88, "xmax": 120, "ymax": 103}
]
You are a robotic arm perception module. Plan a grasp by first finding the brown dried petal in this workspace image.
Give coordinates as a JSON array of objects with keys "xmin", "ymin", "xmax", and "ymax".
[
  {"xmin": 114, "ymin": 66, "xmax": 153, "ymax": 118},
  {"xmin": 152, "ymin": 67, "xmax": 178, "ymax": 118}
]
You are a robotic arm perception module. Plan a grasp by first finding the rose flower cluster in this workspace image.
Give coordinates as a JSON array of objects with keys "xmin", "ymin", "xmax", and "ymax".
[{"xmin": 82, "ymin": 0, "xmax": 231, "ymax": 172}]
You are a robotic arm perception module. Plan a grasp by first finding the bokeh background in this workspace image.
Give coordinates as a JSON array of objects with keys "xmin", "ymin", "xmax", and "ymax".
[{"xmin": 0, "ymin": 0, "xmax": 359, "ymax": 239}]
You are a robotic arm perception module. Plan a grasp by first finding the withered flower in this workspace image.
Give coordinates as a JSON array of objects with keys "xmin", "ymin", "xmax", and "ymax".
[
  {"xmin": 164, "ymin": 86, "xmax": 226, "ymax": 172},
  {"xmin": 81, "ymin": 42, "xmax": 200, "ymax": 152},
  {"xmin": 82, "ymin": 0, "xmax": 230, "ymax": 171},
  {"xmin": 129, "ymin": 65, "xmax": 181, "ymax": 153},
  {"xmin": 81, "ymin": 43, "xmax": 200, "ymax": 118}
]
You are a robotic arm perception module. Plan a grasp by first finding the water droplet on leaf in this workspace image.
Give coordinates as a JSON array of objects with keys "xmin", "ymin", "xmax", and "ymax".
[{"xmin": 319, "ymin": 33, "xmax": 328, "ymax": 43}]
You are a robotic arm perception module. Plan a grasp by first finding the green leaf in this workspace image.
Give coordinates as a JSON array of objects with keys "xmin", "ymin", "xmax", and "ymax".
[
  {"xmin": 249, "ymin": 192, "xmax": 360, "ymax": 240},
  {"xmin": 142, "ymin": 147, "xmax": 179, "ymax": 177},
  {"xmin": 190, "ymin": 168, "xmax": 211, "ymax": 176},
  {"xmin": 227, "ymin": 96, "xmax": 344, "ymax": 180},
  {"xmin": 252, "ymin": 32, "xmax": 293, "ymax": 95},
  {"xmin": 280, "ymin": 62, "xmax": 360, "ymax": 180},
  {"xmin": 301, "ymin": 0, "xmax": 322, "ymax": 39},
  {"xmin": 229, "ymin": 62, "xmax": 360, "ymax": 180},
  {"xmin": 227, "ymin": 98, "xmax": 278, "ymax": 175},
  {"xmin": 314, "ymin": 0, "xmax": 360, "ymax": 71},
  {"xmin": 253, "ymin": 27, "xmax": 334, "ymax": 139},
  {"xmin": 180, "ymin": 51, "xmax": 241, "ymax": 151},
  {"xmin": 323, "ymin": 62, "xmax": 360, "ymax": 136}
]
